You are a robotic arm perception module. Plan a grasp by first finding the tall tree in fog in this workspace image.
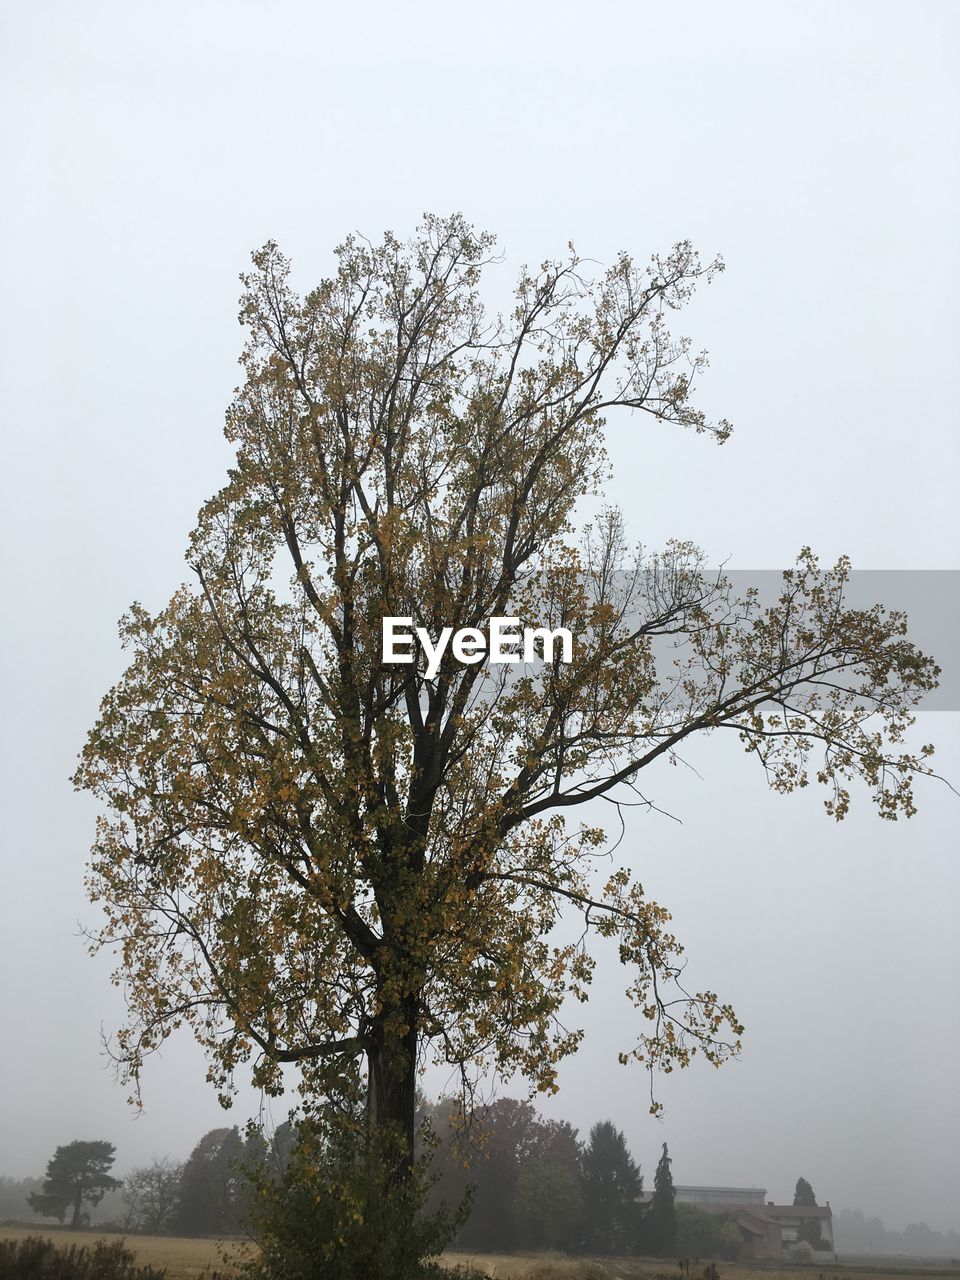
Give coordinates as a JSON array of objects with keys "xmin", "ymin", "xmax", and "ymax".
[
  {"xmin": 27, "ymin": 1141, "xmax": 120, "ymax": 1229},
  {"xmin": 645, "ymin": 1143, "xmax": 677, "ymax": 1256},
  {"xmin": 175, "ymin": 1128, "xmax": 246, "ymax": 1237},
  {"xmin": 443, "ymin": 1097, "xmax": 581, "ymax": 1251},
  {"xmin": 794, "ymin": 1177, "xmax": 817, "ymax": 1206},
  {"xmin": 122, "ymin": 1157, "xmax": 183, "ymax": 1234},
  {"xmin": 514, "ymin": 1155, "xmax": 584, "ymax": 1251},
  {"xmin": 582, "ymin": 1120, "xmax": 643, "ymax": 1254},
  {"xmin": 76, "ymin": 214, "xmax": 938, "ymax": 1222}
]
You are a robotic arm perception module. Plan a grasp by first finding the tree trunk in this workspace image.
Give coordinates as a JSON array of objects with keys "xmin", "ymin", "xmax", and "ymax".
[
  {"xmin": 71, "ymin": 1187, "xmax": 82, "ymax": 1229},
  {"xmin": 366, "ymin": 997, "xmax": 418, "ymax": 1185}
]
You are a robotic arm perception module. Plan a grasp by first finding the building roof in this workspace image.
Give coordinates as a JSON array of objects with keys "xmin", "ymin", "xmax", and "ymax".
[
  {"xmin": 733, "ymin": 1211, "xmax": 774, "ymax": 1237},
  {"xmin": 676, "ymin": 1185, "xmax": 767, "ymax": 1195},
  {"xmin": 765, "ymin": 1205, "xmax": 832, "ymax": 1219}
]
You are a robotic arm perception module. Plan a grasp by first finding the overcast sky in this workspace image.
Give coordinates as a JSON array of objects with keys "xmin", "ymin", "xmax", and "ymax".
[{"xmin": 1, "ymin": 0, "xmax": 958, "ymax": 1233}]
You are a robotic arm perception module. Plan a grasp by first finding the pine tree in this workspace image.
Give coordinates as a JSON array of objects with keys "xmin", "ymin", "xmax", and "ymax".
[
  {"xmin": 794, "ymin": 1176, "xmax": 823, "ymax": 1247},
  {"xmin": 794, "ymin": 1176, "xmax": 817, "ymax": 1206},
  {"xmin": 643, "ymin": 1143, "xmax": 677, "ymax": 1256},
  {"xmin": 582, "ymin": 1121, "xmax": 643, "ymax": 1253},
  {"xmin": 27, "ymin": 1141, "xmax": 120, "ymax": 1229}
]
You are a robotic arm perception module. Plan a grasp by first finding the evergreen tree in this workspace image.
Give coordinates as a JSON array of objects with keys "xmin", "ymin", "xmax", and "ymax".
[
  {"xmin": 27, "ymin": 1141, "xmax": 120, "ymax": 1228},
  {"xmin": 794, "ymin": 1177, "xmax": 824, "ymax": 1247},
  {"xmin": 794, "ymin": 1176, "xmax": 817, "ymax": 1206},
  {"xmin": 582, "ymin": 1121, "xmax": 643, "ymax": 1254},
  {"xmin": 643, "ymin": 1143, "xmax": 677, "ymax": 1257}
]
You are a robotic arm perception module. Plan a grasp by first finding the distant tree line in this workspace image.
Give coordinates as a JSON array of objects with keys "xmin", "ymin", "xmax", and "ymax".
[
  {"xmin": 7, "ymin": 1106, "xmax": 690, "ymax": 1255},
  {"xmin": 0, "ymin": 1177, "xmax": 43, "ymax": 1222},
  {"xmin": 420, "ymin": 1098, "xmax": 735, "ymax": 1259},
  {"xmin": 7, "ymin": 1128, "xmax": 295, "ymax": 1238},
  {"xmin": 8, "ymin": 1106, "xmax": 956, "ymax": 1262},
  {"xmin": 833, "ymin": 1209, "xmax": 960, "ymax": 1260}
]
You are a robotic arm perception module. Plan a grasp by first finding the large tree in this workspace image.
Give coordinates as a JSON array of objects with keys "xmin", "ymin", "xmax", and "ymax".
[
  {"xmin": 513, "ymin": 1155, "xmax": 583, "ymax": 1251},
  {"xmin": 581, "ymin": 1120, "xmax": 643, "ymax": 1254},
  {"xmin": 27, "ymin": 1140, "xmax": 120, "ymax": 1228},
  {"xmin": 430, "ymin": 1096, "xmax": 581, "ymax": 1251},
  {"xmin": 76, "ymin": 215, "xmax": 937, "ymax": 1203},
  {"xmin": 175, "ymin": 1127, "xmax": 246, "ymax": 1236},
  {"xmin": 121, "ymin": 1156, "xmax": 183, "ymax": 1234}
]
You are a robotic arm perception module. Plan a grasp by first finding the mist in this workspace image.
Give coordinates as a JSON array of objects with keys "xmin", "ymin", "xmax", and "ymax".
[{"xmin": 1, "ymin": 0, "xmax": 957, "ymax": 1247}]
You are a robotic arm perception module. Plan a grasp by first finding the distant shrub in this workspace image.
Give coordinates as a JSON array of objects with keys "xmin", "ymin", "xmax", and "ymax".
[
  {"xmin": 0, "ymin": 1235, "xmax": 167, "ymax": 1279},
  {"xmin": 786, "ymin": 1239, "xmax": 815, "ymax": 1263},
  {"xmin": 677, "ymin": 1261, "xmax": 721, "ymax": 1280}
]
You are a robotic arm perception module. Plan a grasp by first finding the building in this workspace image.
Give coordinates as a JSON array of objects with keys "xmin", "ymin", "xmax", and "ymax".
[
  {"xmin": 760, "ymin": 1204, "xmax": 834, "ymax": 1252},
  {"xmin": 666, "ymin": 1186, "xmax": 834, "ymax": 1260},
  {"xmin": 676, "ymin": 1185, "xmax": 767, "ymax": 1208}
]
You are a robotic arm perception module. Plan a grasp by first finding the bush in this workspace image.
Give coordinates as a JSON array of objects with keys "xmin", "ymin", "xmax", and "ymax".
[
  {"xmin": 718, "ymin": 1221, "xmax": 743, "ymax": 1261},
  {"xmin": 0, "ymin": 1236, "xmax": 167, "ymax": 1280},
  {"xmin": 670, "ymin": 1208, "xmax": 743, "ymax": 1262},
  {"xmin": 785, "ymin": 1240, "xmax": 815, "ymax": 1263},
  {"xmin": 239, "ymin": 1112, "xmax": 467, "ymax": 1280}
]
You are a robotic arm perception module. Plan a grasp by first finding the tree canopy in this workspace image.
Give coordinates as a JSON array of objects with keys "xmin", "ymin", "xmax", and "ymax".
[
  {"xmin": 425, "ymin": 1096, "xmax": 581, "ymax": 1252},
  {"xmin": 27, "ymin": 1140, "xmax": 120, "ymax": 1229},
  {"xmin": 581, "ymin": 1120, "xmax": 643, "ymax": 1253},
  {"xmin": 794, "ymin": 1176, "xmax": 817, "ymax": 1207},
  {"xmin": 76, "ymin": 214, "xmax": 938, "ymax": 1190},
  {"xmin": 175, "ymin": 1127, "xmax": 249, "ymax": 1236},
  {"xmin": 121, "ymin": 1157, "xmax": 183, "ymax": 1234}
]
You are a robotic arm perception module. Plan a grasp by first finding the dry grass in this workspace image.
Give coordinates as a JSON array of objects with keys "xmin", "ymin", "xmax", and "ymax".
[
  {"xmin": 442, "ymin": 1254, "xmax": 960, "ymax": 1280},
  {"xmin": 0, "ymin": 1225, "xmax": 247, "ymax": 1277},
  {"xmin": 0, "ymin": 1228, "xmax": 956, "ymax": 1280}
]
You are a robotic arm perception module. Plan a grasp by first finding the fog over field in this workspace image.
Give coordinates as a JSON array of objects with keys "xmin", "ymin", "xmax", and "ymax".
[{"xmin": 1, "ymin": 0, "xmax": 957, "ymax": 1239}]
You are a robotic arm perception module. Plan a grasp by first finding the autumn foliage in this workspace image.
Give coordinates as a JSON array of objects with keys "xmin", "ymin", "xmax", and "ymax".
[{"xmin": 76, "ymin": 215, "xmax": 937, "ymax": 1197}]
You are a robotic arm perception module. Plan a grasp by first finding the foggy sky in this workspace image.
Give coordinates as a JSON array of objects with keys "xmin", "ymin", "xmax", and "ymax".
[{"xmin": 1, "ymin": 0, "xmax": 957, "ymax": 1233}]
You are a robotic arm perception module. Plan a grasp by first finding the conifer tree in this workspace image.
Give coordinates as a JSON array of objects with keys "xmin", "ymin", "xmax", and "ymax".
[
  {"xmin": 644, "ymin": 1142, "xmax": 677, "ymax": 1256},
  {"xmin": 27, "ymin": 1141, "xmax": 120, "ymax": 1229},
  {"xmin": 582, "ymin": 1120, "xmax": 643, "ymax": 1253},
  {"xmin": 794, "ymin": 1176, "xmax": 817, "ymax": 1206}
]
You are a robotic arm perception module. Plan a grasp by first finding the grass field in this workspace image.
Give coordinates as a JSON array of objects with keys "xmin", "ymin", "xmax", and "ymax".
[
  {"xmin": 443, "ymin": 1255, "xmax": 960, "ymax": 1280},
  {"xmin": 2, "ymin": 1227, "xmax": 957, "ymax": 1280},
  {"xmin": 0, "ymin": 1226, "xmax": 244, "ymax": 1277}
]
